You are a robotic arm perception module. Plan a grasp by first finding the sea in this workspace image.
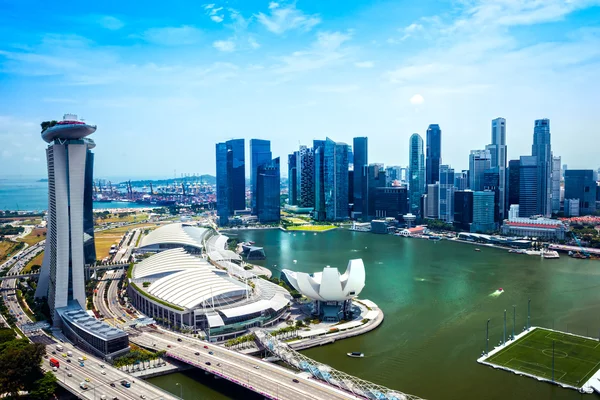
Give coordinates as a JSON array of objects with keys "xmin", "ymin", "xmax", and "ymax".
[{"xmin": 0, "ymin": 177, "xmax": 152, "ymax": 212}]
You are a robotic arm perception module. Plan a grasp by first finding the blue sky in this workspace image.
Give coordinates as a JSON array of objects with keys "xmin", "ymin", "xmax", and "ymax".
[{"xmin": 1, "ymin": 0, "xmax": 599, "ymax": 179}]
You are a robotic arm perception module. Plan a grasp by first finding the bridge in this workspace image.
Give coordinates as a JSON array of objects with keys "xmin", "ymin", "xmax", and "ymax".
[
  {"xmin": 0, "ymin": 263, "xmax": 129, "ymax": 281},
  {"xmin": 548, "ymin": 244, "xmax": 600, "ymax": 256},
  {"xmin": 255, "ymin": 330, "xmax": 425, "ymax": 400}
]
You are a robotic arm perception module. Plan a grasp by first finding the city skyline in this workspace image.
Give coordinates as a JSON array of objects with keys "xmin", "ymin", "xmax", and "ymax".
[{"xmin": 1, "ymin": 1, "xmax": 600, "ymax": 177}]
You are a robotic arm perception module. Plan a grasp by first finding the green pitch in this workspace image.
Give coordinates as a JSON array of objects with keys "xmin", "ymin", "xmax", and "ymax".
[{"xmin": 486, "ymin": 328, "xmax": 600, "ymax": 387}]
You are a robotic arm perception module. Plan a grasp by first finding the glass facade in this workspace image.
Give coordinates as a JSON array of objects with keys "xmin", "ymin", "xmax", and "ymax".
[
  {"xmin": 409, "ymin": 134, "xmax": 425, "ymax": 217},
  {"xmin": 298, "ymin": 146, "xmax": 315, "ymax": 207},
  {"xmin": 471, "ymin": 191, "xmax": 496, "ymax": 233},
  {"xmin": 250, "ymin": 139, "xmax": 272, "ymax": 214},
  {"xmin": 313, "ymin": 142, "xmax": 326, "ymax": 221},
  {"xmin": 323, "ymin": 138, "xmax": 349, "ymax": 221},
  {"xmin": 256, "ymin": 157, "xmax": 281, "ymax": 223},
  {"xmin": 366, "ymin": 164, "xmax": 385, "ymax": 220},
  {"xmin": 453, "ymin": 190, "xmax": 473, "ymax": 231},
  {"xmin": 551, "ymin": 156, "xmax": 561, "ymax": 213},
  {"xmin": 287, "ymin": 152, "xmax": 297, "ymax": 205},
  {"xmin": 564, "ymin": 170, "xmax": 597, "ymax": 215},
  {"xmin": 507, "ymin": 160, "xmax": 520, "ymax": 210},
  {"xmin": 216, "ymin": 139, "xmax": 245, "ymax": 225},
  {"xmin": 487, "ymin": 117, "xmax": 507, "ymax": 219},
  {"xmin": 519, "ymin": 156, "xmax": 539, "ymax": 218},
  {"xmin": 83, "ymin": 149, "xmax": 96, "ymax": 264},
  {"xmin": 483, "ymin": 167, "xmax": 500, "ymax": 222},
  {"xmin": 438, "ymin": 165, "xmax": 455, "ymax": 223},
  {"xmin": 469, "ymin": 149, "xmax": 491, "ymax": 191},
  {"xmin": 374, "ymin": 186, "xmax": 408, "ymax": 219},
  {"xmin": 532, "ymin": 119, "xmax": 552, "ymax": 216},
  {"xmin": 426, "ymin": 124, "xmax": 441, "ymax": 185},
  {"xmin": 352, "ymin": 137, "xmax": 368, "ymax": 214}
]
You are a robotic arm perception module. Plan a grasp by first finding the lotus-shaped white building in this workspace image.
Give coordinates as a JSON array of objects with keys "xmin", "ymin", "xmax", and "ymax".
[{"xmin": 282, "ymin": 259, "xmax": 366, "ymax": 322}]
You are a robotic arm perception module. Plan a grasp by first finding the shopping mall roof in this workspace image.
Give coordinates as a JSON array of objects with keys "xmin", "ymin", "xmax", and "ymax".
[
  {"xmin": 206, "ymin": 234, "xmax": 242, "ymax": 261},
  {"xmin": 132, "ymin": 248, "xmax": 249, "ymax": 310},
  {"xmin": 58, "ymin": 305, "xmax": 127, "ymax": 340},
  {"xmin": 138, "ymin": 223, "xmax": 209, "ymax": 251}
]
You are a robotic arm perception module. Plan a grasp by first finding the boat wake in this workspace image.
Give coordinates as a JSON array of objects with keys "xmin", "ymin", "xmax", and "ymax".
[{"xmin": 489, "ymin": 289, "xmax": 504, "ymax": 297}]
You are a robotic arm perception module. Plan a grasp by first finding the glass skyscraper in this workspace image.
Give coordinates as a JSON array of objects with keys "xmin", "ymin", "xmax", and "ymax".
[
  {"xmin": 313, "ymin": 140, "xmax": 326, "ymax": 220},
  {"xmin": 83, "ymin": 149, "xmax": 96, "ymax": 265},
  {"xmin": 287, "ymin": 152, "xmax": 298, "ymax": 206},
  {"xmin": 507, "ymin": 159, "xmax": 520, "ymax": 210},
  {"xmin": 216, "ymin": 139, "xmax": 245, "ymax": 225},
  {"xmin": 409, "ymin": 134, "xmax": 425, "ymax": 217},
  {"xmin": 551, "ymin": 156, "xmax": 561, "ymax": 213},
  {"xmin": 426, "ymin": 124, "xmax": 441, "ymax": 185},
  {"xmin": 323, "ymin": 138, "xmax": 349, "ymax": 221},
  {"xmin": 250, "ymin": 139, "xmax": 272, "ymax": 214},
  {"xmin": 532, "ymin": 119, "xmax": 552, "ymax": 217},
  {"xmin": 519, "ymin": 155, "xmax": 539, "ymax": 218},
  {"xmin": 564, "ymin": 170, "xmax": 597, "ymax": 215},
  {"xmin": 366, "ymin": 163, "xmax": 385, "ymax": 220},
  {"xmin": 438, "ymin": 165, "xmax": 455, "ymax": 223},
  {"xmin": 471, "ymin": 191, "xmax": 496, "ymax": 233},
  {"xmin": 469, "ymin": 149, "xmax": 491, "ymax": 191},
  {"xmin": 298, "ymin": 145, "xmax": 315, "ymax": 208},
  {"xmin": 256, "ymin": 157, "xmax": 281, "ymax": 223},
  {"xmin": 486, "ymin": 118, "xmax": 507, "ymax": 219},
  {"xmin": 352, "ymin": 137, "xmax": 368, "ymax": 216}
]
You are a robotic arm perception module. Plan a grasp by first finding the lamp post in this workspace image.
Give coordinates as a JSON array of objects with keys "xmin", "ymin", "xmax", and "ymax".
[
  {"xmin": 527, "ymin": 298, "xmax": 531, "ymax": 330},
  {"xmin": 175, "ymin": 382, "xmax": 183, "ymax": 399},
  {"xmin": 512, "ymin": 305, "xmax": 516, "ymax": 340},
  {"xmin": 503, "ymin": 309, "xmax": 506, "ymax": 346},
  {"xmin": 486, "ymin": 319, "xmax": 491, "ymax": 355}
]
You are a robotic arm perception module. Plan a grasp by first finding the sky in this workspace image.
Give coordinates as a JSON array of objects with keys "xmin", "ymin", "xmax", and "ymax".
[{"xmin": 1, "ymin": 0, "xmax": 599, "ymax": 179}]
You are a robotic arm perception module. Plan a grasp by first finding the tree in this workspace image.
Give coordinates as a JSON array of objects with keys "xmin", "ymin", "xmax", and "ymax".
[
  {"xmin": 0, "ymin": 339, "xmax": 45, "ymax": 396},
  {"xmin": 30, "ymin": 372, "xmax": 57, "ymax": 400}
]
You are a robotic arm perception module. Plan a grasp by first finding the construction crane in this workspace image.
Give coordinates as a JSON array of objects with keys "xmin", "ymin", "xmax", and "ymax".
[{"xmin": 570, "ymin": 231, "xmax": 590, "ymax": 258}]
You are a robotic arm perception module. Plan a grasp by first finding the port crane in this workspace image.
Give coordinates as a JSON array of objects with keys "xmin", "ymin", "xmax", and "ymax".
[{"xmin": 570, "ymin": 231, "xmax": 590, "ymax": 258}]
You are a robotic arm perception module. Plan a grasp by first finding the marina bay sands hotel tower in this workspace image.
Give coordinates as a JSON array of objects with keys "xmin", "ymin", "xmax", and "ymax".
[{"xmin": 35, "ymin": 114, "xmax": 98, "ymax": 325}]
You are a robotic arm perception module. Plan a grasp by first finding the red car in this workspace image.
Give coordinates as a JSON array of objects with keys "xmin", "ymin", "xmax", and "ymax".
[
  {"xmin": 203, "ymin": 345, "xmax": 208, "ymax": 349},
  {"xmin": 167, "ymin": 345, "xmax": 171, "ymax": 348}
]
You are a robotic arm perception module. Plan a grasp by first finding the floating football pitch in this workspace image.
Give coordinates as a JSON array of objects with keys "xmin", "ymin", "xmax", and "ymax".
[{"xmin": 486, "ymin": 328, "xmax": 600, "ymax": 388}]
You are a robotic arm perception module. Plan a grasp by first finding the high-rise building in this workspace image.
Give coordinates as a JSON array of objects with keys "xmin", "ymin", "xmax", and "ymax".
[
  {"xmin": 532, "ymin": 119, "xmax": 552, "ymax": 217},
  {"xmin": 564, "ymin": 170, "xmax": 597, "ymax": 215},
  {"xmin": 287, "ymin": 152, "xmax": 298, "ymax": 205},
  {"xmin": 453, "ymin": 190, "xmax": 474, "ymax": 231},
  {"xmin": 385, "ymin": 166, "xmax": 402, "ymax": 186},
  {"xmin": 366, "ymin": 164, "xmax": 385, "ymax": 220},
  {"xmin": 298, "ymin": 146, "xmax": 315, "ymax": 207},
  {"xmin": 551, "ymin": 156, "xmax": 561, "ymax": 213},
  {"xmin": 426, "ymin": 124, "xmax": 442, "ymax": 185},
  {"xmin": 486, "ymin": 118, "xmax": 507, "ymax": 219},
  {"xmin": 438, "ymin": 165, "xmax": 455, "ymax": 223},
  {"xmin": 216, "ymin": 139, "xmax": 245, "ymax": 225},
  {"xmin": 519, "ymin": 156, "xmax": 539, "ymax": 218},
  {"xmin": 313, "ymin": 140, "xmax": 326, "ymax": 220},
  {"xmin": 454, "ymin": 170, "xmax": 468, "ymax": 191},
  {"xmin": 409, "ymin": 134, "xmax": 425, "ymax": 217},
  {"xmin": 483, "ymin": 167, "xmax": 500, "ymax": 223},
  {"xmin": 83, "ymin": 148, "xmax": 96, "ymax": 265},
  {"xmin": 352, "ymin": 137, "xmax": 368, "ymax": 215},
  {"xmin": 469, "ymin": 149, "xmax": 491, "ymax": 191},
  {"xmin": 256, "ymin": 157, "xmax": 281, "ymax": 223},
  {"xmin": 507, "ymin": 159, "xmax": 520, "ymax": 208},
  {"xmin": 250, "ymin": 139, "xmax": 271, "ymax": 214},
  {"xmin": 471, "ymin": 191, "xmax": 496, "ymax": 233},
  {"xmin": 374, "ymin": 186, "xmax": 408, "ymax": 219},
  {"xmin": 426, "ymin": 183, "xmax": 439, "ymax": 219},
  {"xmin": 323, "ymin": 138, "xmax": 349, "ymax": 221}
]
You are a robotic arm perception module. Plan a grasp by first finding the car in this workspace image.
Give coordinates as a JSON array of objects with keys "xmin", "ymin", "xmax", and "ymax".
[
  {"xmin": 112, "ymin": 397, "xmax": 118, "ymax": 400},
  {"xmin": 66, "ymin": 359, "xmax": 71, "ymax": 363},
  {"xmin": 43, "ymin": 354, "xmax": 48, "ymax": 359},
  {"xmin": 110, "ymin": 383, "xmax": 116, "ymax": 388},
  {"xmin": 205, "ymin": 362, "xmax": 211, "ymax": 366},
  {"xmin": 203, "ymin": 345, "xmax": 208, "ymax": 349},
  {"xmin": 208, "ymin": 351, "xmax": 214, "ymax": 355},
  {"xmin": 292, "ymin": 379, "xmax": 299, "ymax": 383},
  {"xmin": 85, "ymin": 378, "xmax": 91, "ymax": 382},
  {"xmin": 194, "ymin": 352, "xmax": 200, "ymax": 356},
  {"xmin": 67, "ymin": 372, "xmax": 72, "ymax": 377},
  {"xmin": 101, "ymin": 371, "xmax": 106, "ymax": 375},
  {"xmin": 82, "ymin": 356, "xmax": 87, "ymax": 360},
  {"xmin": 177, "ymin": 338, "xmax": 182, "ymax": 342},
  {"xmin": 65, "ymin": 366, "xmax": 69, "ymax": 370},
  {"xmin": 167, "ymin": 345, "xmax": 171, "ymax": 348},
  {"xmin": 51, "ymin": 351, "xmax": 56, "ymax": 355},
  {"xmin": 61, "ymin": 353, "xmax": 67, "ymax": 358},
  {"xmin": 100, "ymin": 364, "xmax": 105, "ymax": 368},
  {"xmin": 140, "ymin": 396, "xmax": 146, "ymax": 399}
]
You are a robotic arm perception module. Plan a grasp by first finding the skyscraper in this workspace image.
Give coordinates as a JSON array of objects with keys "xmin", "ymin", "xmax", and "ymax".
[
  {"xmin": 323, "ymin": 138, "xmax": 349, "ymax": 221},
  {"xmin": 298, "ymin": 145, "xmax": 315, "ymax": 208},
  {"xmin": 486, "ymin": 118, "xmax": 507, "ymax": 219},
  {"xmin": 83, "ymin": 148, "xmax": 96, "ymax": 265},
  {"xmin": 250, "ymin": 139, "xmax": 271, "ymax": 214},
  {"xmin": 353, "ymin": 137, "xmax": 368, "ymax": 216},
  {"xmin": 374, "ymin": 187, "xmax": 408, "ymax": 219},
  {"xmin": 426, "ymin": 183, "xmax": 439, "ymax": 219},
  {"xmin": 256, "ymin": 157, "xmax": 281, "ymax": 223},
  {"xmin": 564, "ymin": 170, "xmax": 597, "ymax": 215},
  {"xmin": 313, "ymin": 140, "xmax": 326, "ymax": 220},
  {"xmin": 409, "ymin": 134, "xmax": 425, "ymax": 217},
  {"xmin": 469, "ymin": 149, "xmax": 491, "ymax": 191},
  {"xmin": 454, "ymin": 170, "xmax": 468, "ymax": 191},
  {"xmin": 507, "ymin": 159, "xmax": 520, "ymax": 209},
  {"xmin": 472, "ymin": 191, "xmax": 496, "ymax": 233},
  {"xmin": 532, "ymin": 119, "xmax": 552, "ymax": 216},
  {"xmin": 483, "ymin": 167, "xmax": 500, "ymax": 223},
  {"xmin": 365, "ymin": 164, "xmax": 385, "ymax": 220},
  {"xmin": 519, "ymin": 156, "xmax": 539, "ymax": 218},
  {"xmin": 551, "ymin": 156, "xmax": 561, "ymax": 213},
  {"xmin": 287, "ymin": 152, "xmax": 298, "ymax": 206},
  {"xmin": 426, "ymin": 124, "xmax": 442, "ymax": 185},
  {"xmin": 216, "ymin": 139, "xmax": 245, "ymax": 225},
  {"xmin": 438, "ymin": 165, "xmax": 455, "ymax": 223},
  {"xmin": 453, "ymin": 190, "xmax": 474, "ymax": 231},
  {"xmin": 385, "ymin": 166, "xmax": 402, "ymax": 186}
]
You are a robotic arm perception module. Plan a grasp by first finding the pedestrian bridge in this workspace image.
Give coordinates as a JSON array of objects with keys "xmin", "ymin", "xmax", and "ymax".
[{"xmin": 255, "ymin": 330, "xmax": 425, "ymax": 400}]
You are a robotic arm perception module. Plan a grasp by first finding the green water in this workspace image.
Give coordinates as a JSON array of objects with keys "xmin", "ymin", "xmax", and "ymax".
[{"xmin": 150, "ymin": 229, "xmax": 600, "ymax": 400}]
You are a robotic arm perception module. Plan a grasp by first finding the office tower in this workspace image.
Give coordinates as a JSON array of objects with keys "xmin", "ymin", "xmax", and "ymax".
[
  {"xmin": 83, "ymin": 149, "xmax": 96, "ymax": 265},
  {"xmin": 352, "ymin": 137, "xmax": 368, "ymax": 215},
  {"xmin": 366, "ymin": 164, "xmax": 385, "ymax": 220},
  {"xmin": 348, "ymin": 170, "xmax": 354, "ymax": 205},
  {"xmin": 256, "ymin": 157, "xmax": 281, "ymax": 223},
  {"xmin": 469, "ymin": 149, "xmax": 491, "ymax": 191},
  {"xmin": 454, "ymin": 170, "xmax": 468, "ymax": 191},
  {"xmin": 323, "ymin": 138, "xmax": 349, "ymax": 221},
  {"xmin": 483, "ymin": 167, "xmax": 500, "ymax": 222},
  {"xmin": 216, "ymin": 139, "xmax": 245, "ymax": 224},
  {"xmin": 551, "ymin": 156, "xmax": 561, "ymax": 213},
  {"xmin": 453, "ymin": 190, "xmax": 474, "ymax": 231},
  {"xmin": 472, "ymin": 191, "xmax": 496, "ymax": 233},
  {"xmin": 313, "ymin": 140, "xmax": 326, "ymax": 220},
  {"xmin": 409, "ymin": 134, "xmax": 425, "ymax": 217},
  {"xmin": 507, "ymin": 159, "xmax": 520, "ymax": 208},
  {"xmin": 374, "ymin": 186, "xmax": 408, "ymax": 219},
  {"xmin": 438, "ymin": 165, "xmax": 455, "ymax": 223},
  {"xmin": 287, "ymin": 152, "xmax": 298, "ymax": 205},
  {"xmin": 519, "ymin": 156, "xmax": 539, "ymax": 218},
  {"xmin": 426, "ymin": 183, "xmax": 439, "ymax": 218},
  {"xmin": 250, "ymin": 139, "xmax": 271, "ymax": 214},
  {"xmin": 426, "ymin": 124, "xmax": 442, "ymax": 185},
  {"xmin": 486, "ymin": 118, "xmax": 507, "ymax": 219},
  {"xmin": 298, "ymin": 146, "xmax": 315, "ymax": 207},
  {"xmin": 564, "ymin": 170, "xmax": 597, "ymax": 215},
  {"xmin": 564, "ymin": 198, "xmax": 580, "ymax": 217},
  {"xmin": 385, "ymin": 166, "xmax": 402, "ymax": 186},
  {"xmin": 532, "ymin": 119, "xmax": 552, "ymax": 216},
  {"xmin": 35, "ymin": 115, "xmax": 97, "ymax": 323},
  {"xmin": 347, "ymin": 146, "xmax": 354, "ymax": 166}
]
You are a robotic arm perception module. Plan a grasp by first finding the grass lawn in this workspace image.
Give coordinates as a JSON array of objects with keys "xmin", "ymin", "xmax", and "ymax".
[
  {"xmin": 22, "ymin": 251, "xmax": 44, "ymax": 274},
  {"xmin": 0, "ymin": 241, "xmax": 19, "ymax": 263},
  {"xmin": 486, "ymin": 328, "xmax": 600, "ymax": 387},
  {"xmin": 284, "ymin": 217, "xmax": 309, "ymax": 224},
  {"xmin": 286, "ymin": 225, "xmax": 336, "ymax": 232},
  {"xmin": 18, "ymin": 228, "xmax": 47, "ymax": 245},
  {"xmin": 95, "ymin": 223, "xmax": 157, "ymax": 260},
  {"xmin": 96, "ymin": 212, "xmax": 148, "ymax": 225}
]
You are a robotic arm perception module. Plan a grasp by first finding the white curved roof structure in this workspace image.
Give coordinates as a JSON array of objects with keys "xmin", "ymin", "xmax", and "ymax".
[
  {"xmin": 282, "ymin": 259, "xmax": 365, "ymax": 301},
  {"xmin": 206, "ymin": 234, "xmax": 241, "ymax": 261},
  {"xmin": 138, "ymin": 223, "xmax": 209, "ymax": 252},
  {"xmin": 132, "ymin": 248, "xmax": 248, "ymax": 309}
]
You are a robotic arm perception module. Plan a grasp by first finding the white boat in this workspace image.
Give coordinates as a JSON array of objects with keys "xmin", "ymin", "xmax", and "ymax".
[
  {"xmin": 542, "ymin": 250, "xmax": 560, "ymax": 259},
  {"xmin": 347, "ymin": 352, "xmax": 364, "ymax": 358}
]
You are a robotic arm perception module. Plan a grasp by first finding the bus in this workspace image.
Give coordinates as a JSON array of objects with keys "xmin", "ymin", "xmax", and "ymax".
[{"xmin": 49, "ymin": 358, "xmax": 60, "ymax": 368}]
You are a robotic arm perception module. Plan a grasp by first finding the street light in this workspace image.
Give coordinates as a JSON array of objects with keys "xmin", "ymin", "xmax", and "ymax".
[
  {"xmin": 486, "ymin": 319, "xmax": 491, "ymax": 355},
  {"xmin": 175, "ymin": 382, "xmax": 183, "ymax": 399}
]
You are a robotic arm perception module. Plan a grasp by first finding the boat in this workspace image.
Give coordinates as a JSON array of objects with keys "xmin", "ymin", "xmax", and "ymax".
[
  {"xmin": 542, "ymin": 250, "xmax": 560, "ymax": 259},
  {"xmin": 498, "ymin": 288, "xmax": 504, "ymax": 292},
  {"xmin": 293, "ymin": 260, "xmax": 297, "ymax": 264},
  {"xmin": 475, "ymin": 248, "xmax": 481, "ymax": 252},
  {"xmin": 347, "ymin": 352, "xmax": 364, "ymax": 358},
  {"xmin": 428, "ymin": 236, "xmax": 442, "ymax": 242}
]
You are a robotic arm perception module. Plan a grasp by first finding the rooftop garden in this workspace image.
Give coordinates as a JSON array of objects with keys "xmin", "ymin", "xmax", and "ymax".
[{"xmin": 40, "ymin": 120, "xmax": 57, "ymax": 133}]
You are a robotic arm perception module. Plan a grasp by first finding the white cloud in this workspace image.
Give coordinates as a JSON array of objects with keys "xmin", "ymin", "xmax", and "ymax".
[
  {"xmin": 409, "ymin": 94, "xmax": 424, "ymax": 105},
  {"xmin": 98, "ymin": 16, "xmax": 124, "ymax": 30},
  {"xmin": 23, "ymin": 156, "xmax": 41, "ymax": 163},
  {"xmin": 354, "ymin": 61, "xmax": 374, "ymax": 68},
  {"xmin": 1, "ymin": 150, "xmax": 12, "ymax": 158},
  {"xmin": 140, "ymin": 26, "xmax": 202, "ymax": 46},
  {"xmin": 256, "ymin": 3, "xmax": 321, "ymax": 34},
  {"xmin": 309, "ymin": 84, "xmax": 359, "ymax": 94},
  {"xmin": 248, "ymin": 37, "xmax": 260, "ymax": 49},
  {"xmin": 211, "ymin": 15, "xmax": 224, "ymax": 23},
  {"xmin": 213, "ymin": 40, "xmax": 236, "ymax": 52}
]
